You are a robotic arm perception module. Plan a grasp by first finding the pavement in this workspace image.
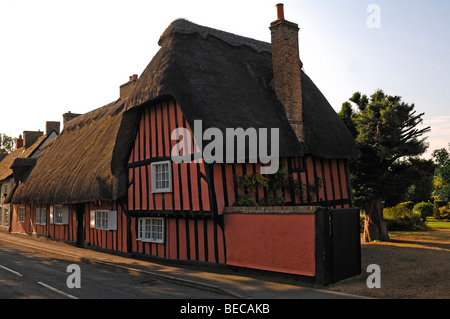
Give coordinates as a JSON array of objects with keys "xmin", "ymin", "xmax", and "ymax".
[{"xmin": 0, "ymin": 231, "xmax": 368, "ymax": 299}]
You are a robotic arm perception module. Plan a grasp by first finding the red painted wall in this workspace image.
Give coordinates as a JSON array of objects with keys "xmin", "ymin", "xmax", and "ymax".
[
  {"xmin": 10, "ymin": 203, "xmax": 74, "ymax": 238},
  {"xmin": 224, "ymin": 211, "xmax": 316, "ymax": 276},
  {"xmin": 10, "ymin": 205, "xmax": 29, "ymax": 234}
]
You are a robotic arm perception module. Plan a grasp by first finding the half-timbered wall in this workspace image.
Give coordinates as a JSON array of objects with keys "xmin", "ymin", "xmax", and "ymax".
[
  {"xmin": 127, "ymin": 99, "xmax": 211, "ymax": 214},
  {"xmin": 10, "ymin": 203, "xmax": 78, "ymax": 240},
  {"xmin": 211, "ymin": 157, "xmax": 352, "ymax": 214},
  {"xmin": 83, "ymin": 200, "xmax": 128, "ymax": 252},
  {"xmin": 10, "ymin": 201, "xmax": 128, "ymax": 253},
  {"xmin": 127, "ymin": 98, "xmax": 225, "ymax": 263}
]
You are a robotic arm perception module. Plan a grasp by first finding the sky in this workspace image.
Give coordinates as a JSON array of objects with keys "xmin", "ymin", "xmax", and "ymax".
[{"xmin": 0, "ymin": 0, "xmax": 449, "ymax": 158}]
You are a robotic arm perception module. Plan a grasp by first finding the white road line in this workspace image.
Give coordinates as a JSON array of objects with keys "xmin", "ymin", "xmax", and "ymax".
[
  {"xmin": 37, "ymin": 282, "xmax": 79, "ymax": 299},
  {"xmin": 0, "ymin": 264, "xmax": 23, "ymax": 277}
]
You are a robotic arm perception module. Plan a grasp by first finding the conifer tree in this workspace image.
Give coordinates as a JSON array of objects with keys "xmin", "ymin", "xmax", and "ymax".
[{"xmin": 339, "ymin": 90, "xmax": 430, "ymax": 242}]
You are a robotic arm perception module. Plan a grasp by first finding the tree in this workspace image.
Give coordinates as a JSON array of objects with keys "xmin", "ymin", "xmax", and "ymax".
[
  {"xmin": 0, "ymin": 133, "xmax": 16, "ymax": 154},
  {"xmin": 432, "ymin": 145, "xmax": 450, "ymax": 201},
  {"xmin": 339, "ymin": 90, "xmax": 430, "ymax": 242},
  {"xmin": 381, "ymin": 158, "xmax": 435, "ymax": 207}
]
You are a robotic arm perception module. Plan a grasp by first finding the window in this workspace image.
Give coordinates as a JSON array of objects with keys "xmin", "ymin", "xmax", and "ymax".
[
  {"xmin": 50, "ymin": 205, "xmax": 69, "ymax": 225},
  {"xmin": 138, "ymin": 218, "xmax": 164, "ymax": 243},
  {"xmin": 36, "ymin": 207, "xmax": 47, "ymax": 225},
  {"xmin": 90, "ymin": 210, "xmax": 117, "ymax": 231},
  {"xmin": 96, "ymin": 210, "xmax": 108, "ymax": 230},
  {"xmin": 151, "ymin": 161, "xmax": 172, "ymax": 193},
  {"xmin": 54, "ymin": 205, "xmax": 64, "ymax": 224},
  {"xmin": 18, "ymin": 207, "xmax": 25, "ymax": 223}
]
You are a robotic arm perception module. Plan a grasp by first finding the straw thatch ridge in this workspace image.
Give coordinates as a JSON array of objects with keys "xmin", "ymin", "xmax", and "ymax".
[
  {"xmin": 11, "ymin": 100, "xmax": 126, "ymax": 205},
  {"xmin": 126, "ymin": 19, "xmax": 359, "ymax": 159}
]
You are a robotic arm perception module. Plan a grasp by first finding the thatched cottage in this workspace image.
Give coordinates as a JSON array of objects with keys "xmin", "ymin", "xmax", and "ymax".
[
  {"xmin": 8, "ymin": 5, "xmax": 361, "ymax": 284},
  {"xmin": 0, "ymin": 124, "xmax": 59, "ymax": 232}
]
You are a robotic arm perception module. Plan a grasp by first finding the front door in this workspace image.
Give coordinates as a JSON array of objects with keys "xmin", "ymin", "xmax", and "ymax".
[{"xmin": 75, "ymin": 204, "xmax": 85, "ymax": 246}]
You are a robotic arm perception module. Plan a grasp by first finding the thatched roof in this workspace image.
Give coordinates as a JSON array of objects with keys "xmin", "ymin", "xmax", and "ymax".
[
  {"xmin": 11, "ymin": 18, "xmax": 359, "ymax": 205},
  {"xmin": 126, "ymin": 19, "xmax": 359, "ymax": 159},
  {"xmin": 0, "ymin": 135, "xmax": 47, "ymax": 183},
  {"xmin": 11, "ymin": 100, "xmax": 127, "ymax": 204}
]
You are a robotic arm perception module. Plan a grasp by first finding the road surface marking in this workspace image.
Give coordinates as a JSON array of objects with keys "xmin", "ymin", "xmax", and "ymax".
[
  {"xmin": 38, "ymin": 282, "xmax": 79, "ymax": 299},
  {"xmin": 0, "ymin": 264, "xmax": 23, "ymax": 277}
]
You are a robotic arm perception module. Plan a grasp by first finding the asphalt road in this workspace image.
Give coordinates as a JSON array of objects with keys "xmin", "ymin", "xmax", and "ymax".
[{"xmin": 0, "ymin": 240, "xmax": 226, "ymax": 299}]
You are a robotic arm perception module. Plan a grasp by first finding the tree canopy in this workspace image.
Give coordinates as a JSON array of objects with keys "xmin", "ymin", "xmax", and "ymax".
[
  {"xmin": 432, "ymin": 145, "xmax": 450, "ymax": 201},
  {"xmin": 0, "ymin": 133, "xmax": 16, "ymax": 154},
  {"xmin": 339, "ymin": 90, "xmax": 430, "ymax": 241}
]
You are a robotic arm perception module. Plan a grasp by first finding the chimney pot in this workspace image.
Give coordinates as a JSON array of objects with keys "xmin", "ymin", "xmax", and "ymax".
[
  {"xmin": 63, "ymin": 111, "xmax": 81, "ymax": 127},
  {"xmin": 120, "ymin": 74, "xmax": 138, "ymax": 99},
  {"xmin": 16, "ymin": 134, "xmax": 24, "ymax": 149},
  {"xmin": 276, "ymin": 3, "xmax": 285, "ymax": 20}
]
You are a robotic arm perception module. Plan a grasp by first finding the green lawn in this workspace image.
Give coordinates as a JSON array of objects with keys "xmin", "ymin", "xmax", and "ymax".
[{"xmin": 426, "ymin": 217, "xmax": 450, "ymax": 230}]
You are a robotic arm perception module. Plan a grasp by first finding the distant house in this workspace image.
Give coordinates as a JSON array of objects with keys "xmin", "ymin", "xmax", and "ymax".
[
  {"xmin": 9, "ymin": 5, "xmax": 361, "ymax": 283},
  {"xmin": 0, "ymin": 123, "xmax": 59, "ymax": 232}
]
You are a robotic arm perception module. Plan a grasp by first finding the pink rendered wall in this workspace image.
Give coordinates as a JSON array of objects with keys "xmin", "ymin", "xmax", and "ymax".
[{"xmin": 224, "ymin": 211, "xmax": 316, "ymax": 276}]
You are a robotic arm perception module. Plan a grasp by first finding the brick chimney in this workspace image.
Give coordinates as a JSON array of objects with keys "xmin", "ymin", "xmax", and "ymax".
[
  {"xmin": 63, "ymin": 111, "xmax": 81, "ymax": 127},
  {"xmin": 23, "ymin": 131, "xmax": 43, "ymax": 148},
  {"xmin": 46, "ymin": 121, "xmax": 60, "ymax": 136},
  {"xmin": 120, "ymin": 74, "xmax": 138, "ymax": 100},
  {"xmin": 270, "ymin": 3, "xmax": 304, "ymax": 142},
  {"xmin": 16, "ymin": 134, "xmax": 24, "ymax": 149}
]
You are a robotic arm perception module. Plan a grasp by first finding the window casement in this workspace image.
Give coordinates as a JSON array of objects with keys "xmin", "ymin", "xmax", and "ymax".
[
  {"xmin": 18, "ymin": 207, "xmax": 25, "ymax": 223},
  {"xmin": 36, "ymin": 207, "xmax": 47, "ymax": 225},
  {"xmin": 89, "ymin": 210, "xmax": 117, "ymax": 231},
  {"xmin": 151, "ymin": 161, "xmax": 172, "ymax": 193},
  {"xmin": 50, "ymin": 205, "xmax": 69, "ymax": 225},
  {"xmin": 138, "ymin": 217, "xmax": 164, "ymax": 243}
]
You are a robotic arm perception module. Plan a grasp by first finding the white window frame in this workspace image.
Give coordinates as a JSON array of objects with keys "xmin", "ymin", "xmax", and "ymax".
[
  {"xmin": 50, "ymin": 205, "xmax": 69, "ymax": 225},
  {"xmin": 89, "ymin": 210, "xmax": 117, "ymax": 231},
  {"xmin": 151, "ymin": 161, "xmax": 172, "ymax": 193},
  {"xmin": 18, "ymin": 206, "xmax": 25, "ymax": 223},
  {"xmin": 36, "ymin": 206, "xmax": 47, "ymax": 225},
  {"xmin": 138, "ymin": 217, "xmax": 164, "ymax": 244}
]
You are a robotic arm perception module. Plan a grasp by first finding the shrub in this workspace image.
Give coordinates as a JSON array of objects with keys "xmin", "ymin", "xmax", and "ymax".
[
  {"xmin": 439, "ymin": 206, "xmax": 450, "ymax": 220},
  {"xmin": 384, "ymin": 202, "xmax": 414, "ymax": 220},
  {"xmin": 412, "ymin": 202, "xmax": 434, "ymax": 222},
  {"xmin": 233, "ymin": 194, "xmax": 256, "ymax": 207},
  {"xmin": 433, "ymin": 200, "xmax": 447, "ymax": 219},
  {"xmin": 383, "ymin": 206, "xmax": 398, "ymax": 220},
  {"xmin": 383, "ymin": 202, "xmax": 427, "ymax": 231}
]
